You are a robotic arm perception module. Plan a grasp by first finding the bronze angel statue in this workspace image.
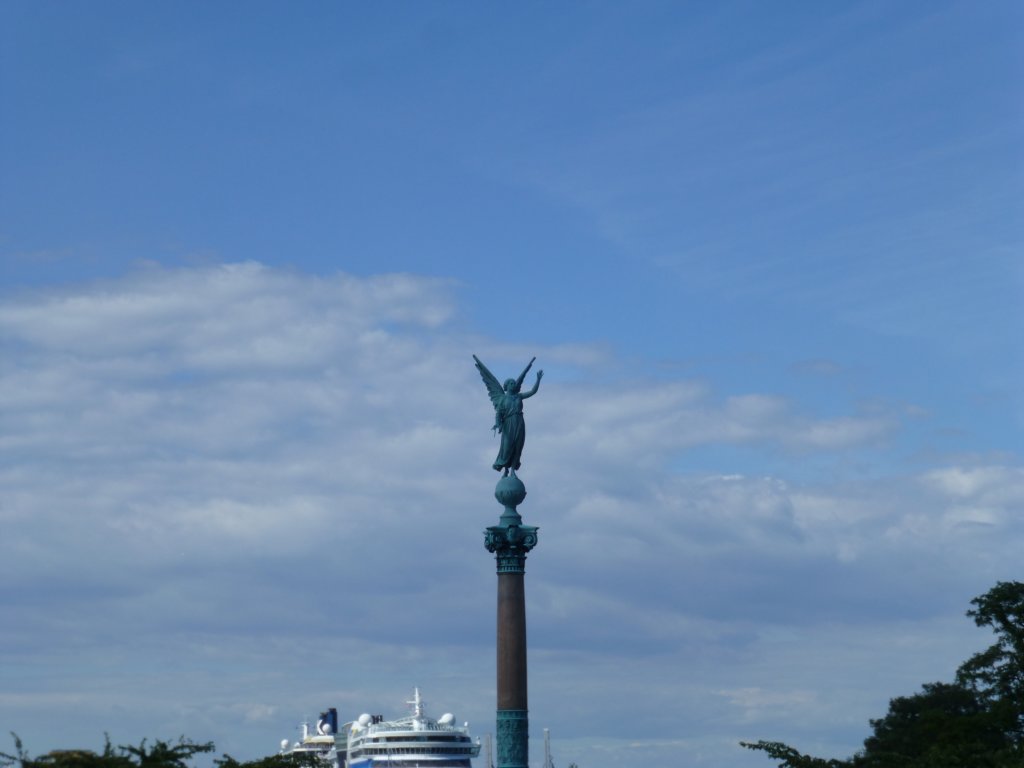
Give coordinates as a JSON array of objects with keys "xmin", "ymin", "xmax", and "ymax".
[{"xmin": 473, "ymin": 355, "xmax": 544, "ymax": 476}]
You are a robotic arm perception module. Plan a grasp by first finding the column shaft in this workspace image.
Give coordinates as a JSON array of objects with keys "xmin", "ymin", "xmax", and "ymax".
[{"xmin": 497, "ymin": 571, "xmax": 528, "ymax": 710}]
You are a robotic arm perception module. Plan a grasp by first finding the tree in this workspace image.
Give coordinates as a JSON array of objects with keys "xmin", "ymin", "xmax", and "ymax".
[
  {"xmin": 1, "ymin": 736, "xmax": 318, "ymax": 768},
  {"xmin": 116, "ymin": 739, "xmax": 213, "ymax": 768},
  {"xmin": 856, "ymin": 681, "xmax": 1017, "ymax": 768},
  {"xmin": 1, "ymin": 737, "xmax": 211, "ymax": 768},
  {"xmin": 739, "ymin": 740, "xmax": 846, "ymax": 767},
  {"xmin": 215, "ymin": 753, "xmax": 323, "ymax": 768},
  {"xmin": 743, "ymin": 582, "xmax": 1024, "ymax": 768},
  {"xmin": 957, "ymin": 581, "xmax": 1024, "ymax": 745}
]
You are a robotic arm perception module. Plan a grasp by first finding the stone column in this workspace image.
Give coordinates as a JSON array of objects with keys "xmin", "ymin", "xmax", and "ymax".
[{"xmin": 485, "ymin": 474, "xmax": 537, "ymax": 768}]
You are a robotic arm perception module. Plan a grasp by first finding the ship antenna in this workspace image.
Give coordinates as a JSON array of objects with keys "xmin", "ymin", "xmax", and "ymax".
[
  {"xmin": 408, "ymin": 687, "xmax": 424, "ymax": 718},
  {"xmin": 543, "ymin": 728, "xmax": 554, "ymax": 768}
]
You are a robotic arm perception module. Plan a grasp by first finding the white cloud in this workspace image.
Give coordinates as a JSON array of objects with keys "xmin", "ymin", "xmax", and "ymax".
[
  {"xmin": 716, "ymin": 686, "xmax": 819, "ymax": 724},
  {"xmin": 922, "ymin": 465, "xmax": 1024, "ymax": 501}
]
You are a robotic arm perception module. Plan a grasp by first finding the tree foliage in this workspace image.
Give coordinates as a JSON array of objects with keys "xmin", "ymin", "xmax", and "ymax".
[
  {"xmin": 743, "ymin": 581, "xmax": 1024, "ymax": 768},
  {"xmin": 739, "ymin": 740, "xmax": 846, "ymax": 767},
  {"xmin": 215, "ymin": 753, "xmax": 322, "ymax": 768},
  {"xmin": 958, "ymin": 580, "xmax": 1024, "ymax": 745},
  {"xmin": 856, "ymin": 681, "xmax": 1020, "ymax": 768},
  {"xmin": 1, "ymin": 736, "xmax": 319, "ymax": 768}
]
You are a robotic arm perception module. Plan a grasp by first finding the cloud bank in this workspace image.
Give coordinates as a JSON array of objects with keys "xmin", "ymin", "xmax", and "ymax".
[{"xmin": 2, "ymin": 262, "xmax": 1020, "ymax": 768}]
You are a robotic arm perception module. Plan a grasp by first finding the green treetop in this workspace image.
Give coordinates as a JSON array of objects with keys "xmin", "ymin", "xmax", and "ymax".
[{"xmin": 742, "ymin": 581, "xmax": 1024, "ymax": 768}]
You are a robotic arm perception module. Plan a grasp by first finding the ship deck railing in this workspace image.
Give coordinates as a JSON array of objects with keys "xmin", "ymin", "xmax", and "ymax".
[{"xmin": 364, "ymin": 721, "xmax": 467, "ymax": 734}]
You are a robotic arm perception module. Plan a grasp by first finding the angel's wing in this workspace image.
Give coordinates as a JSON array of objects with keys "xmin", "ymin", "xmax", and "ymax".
[{"xmin": 473, "ymin": 354, "xmax": 504, "ymax": 407}]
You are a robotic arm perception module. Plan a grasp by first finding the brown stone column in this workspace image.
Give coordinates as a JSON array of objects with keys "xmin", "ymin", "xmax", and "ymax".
[{"xmin": 497, "ymin": 571, "xmax": 528, "ymax": 711}]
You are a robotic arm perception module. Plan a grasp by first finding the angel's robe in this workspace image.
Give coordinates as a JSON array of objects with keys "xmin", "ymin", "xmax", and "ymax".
[{"xmin": 493, "ymin": 391, "xmax": 526, "ymax": 472}]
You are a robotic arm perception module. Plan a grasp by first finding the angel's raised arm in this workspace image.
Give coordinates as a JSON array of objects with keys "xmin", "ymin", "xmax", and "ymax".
[{"xmin": 521, "ymin": 368, "xmax": 543, "ymax": 399}]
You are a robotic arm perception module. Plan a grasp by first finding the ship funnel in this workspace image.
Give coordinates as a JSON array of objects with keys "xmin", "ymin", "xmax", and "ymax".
[{"xmin": 317, "ymin": 708, "xmax": 339, "ymax": 735}]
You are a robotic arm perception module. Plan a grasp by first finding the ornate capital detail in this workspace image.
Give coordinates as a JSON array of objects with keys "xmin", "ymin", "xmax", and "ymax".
[
  {"xmin": 496, "ymin": 709, "xmax": 529, "ymax": 768},
  {"xmin": 485, "ymin": 522, "xmax": 538, "ymax": 574},
  {"xmin": 484, "ymin": 473, "xmax": 537, "ymax": 571}
]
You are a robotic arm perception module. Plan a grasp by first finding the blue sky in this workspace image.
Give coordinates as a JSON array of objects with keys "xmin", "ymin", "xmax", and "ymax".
[{"xmin": 1, "ymin": 3, "xmax": 1022, "ymax": 768}]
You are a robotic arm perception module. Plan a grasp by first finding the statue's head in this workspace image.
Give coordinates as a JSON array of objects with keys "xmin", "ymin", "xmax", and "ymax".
[{"xmin": 503, "ymin": 378, "xmax": 518, "ymax": 393}]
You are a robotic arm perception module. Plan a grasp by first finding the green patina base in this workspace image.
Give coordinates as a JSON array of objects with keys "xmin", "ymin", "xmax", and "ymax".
[{"xmin": 495, "ymin": 709, "xmax": 529, "ymax": 768}]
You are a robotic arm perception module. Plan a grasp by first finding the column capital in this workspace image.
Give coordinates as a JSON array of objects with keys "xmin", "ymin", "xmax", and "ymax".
[
  {"xmin": 485, "ymin": 518, "xmax": 538, "ymax": 573},
  {"xmin": 485, "ymin": 474, "xmax": 538, "ymax": 573}
]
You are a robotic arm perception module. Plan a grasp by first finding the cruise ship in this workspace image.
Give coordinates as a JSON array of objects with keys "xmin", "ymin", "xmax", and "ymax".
[
  {"xmin": 346, "ymin": 689, "xmax": 481, "ymax": 768},
  {"xmin": 280, "ymin": 708, "xmax": 343, "ymax": 768}
]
